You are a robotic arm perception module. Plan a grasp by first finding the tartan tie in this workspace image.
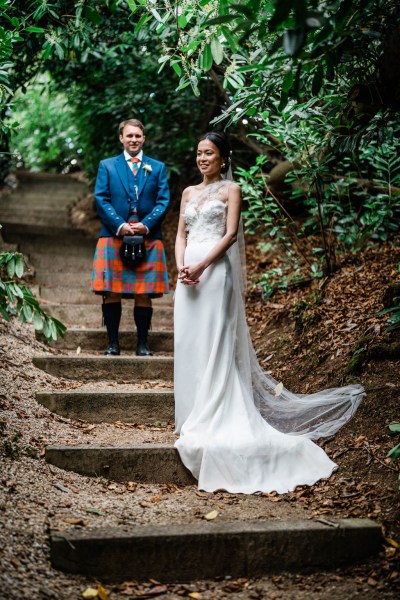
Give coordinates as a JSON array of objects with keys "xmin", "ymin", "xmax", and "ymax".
[{"xmin": 131, "ymin": 157, "xmax": 140, "ymax": 176}]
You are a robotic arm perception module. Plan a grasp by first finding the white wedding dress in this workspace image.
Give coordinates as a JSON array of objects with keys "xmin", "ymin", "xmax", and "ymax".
[{"xmin": 174, "ymin": 181, "xmax": 365, "ymax": 494}]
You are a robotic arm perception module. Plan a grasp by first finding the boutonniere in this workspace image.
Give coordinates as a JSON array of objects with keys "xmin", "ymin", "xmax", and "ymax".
[{"xmin": 143, "ymin": 163, "xmax": 152, "ymax": 176}]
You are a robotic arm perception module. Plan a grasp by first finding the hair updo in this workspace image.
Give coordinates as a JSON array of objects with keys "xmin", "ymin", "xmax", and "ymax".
[{"xmin": 199, "ymin": 131, "xmax": 231, "ymax": 174}]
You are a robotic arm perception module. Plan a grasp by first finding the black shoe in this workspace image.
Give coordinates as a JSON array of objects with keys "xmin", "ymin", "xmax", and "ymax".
[
  {"xmin": 136, "ymin": 342, "xmax": 153, "ymax": 356},
  {"xmin": 102, "ymin": 302, "xmax": 122, "ymax": 356},
  {"xmin": 134, "ymin": 306, "xmax": 153, "ymax": 357},
  {"xmin": 104, "ymin": 342, "xmax": 120, "ymax": 356}
]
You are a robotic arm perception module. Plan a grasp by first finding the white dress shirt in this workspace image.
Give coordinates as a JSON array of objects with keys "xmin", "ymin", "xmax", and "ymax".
[{"xmin": 117, "ymin": 150, "xmax": 148, "ymax": 235}]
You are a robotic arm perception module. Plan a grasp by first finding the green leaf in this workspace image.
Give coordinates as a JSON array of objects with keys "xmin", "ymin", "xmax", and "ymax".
[
  {"xmin": 282, "ymin": 70, "xmax": 294, "ymax": 93},
  {"xmin": 202, "ymin": 43, "xmax": 213, "ymax": 71},
  {"xmin": 25, "ymin": 27, "xmax": 45, "ymax": 33},
  {"xmin": 11, "ymin": 283, "xmax": 24, "ymax": 299},
  {"xmin": 6, "ymin": 257, "xmax": 15, "ymax": 278},
  {"xmin": 0, "ymin": 306, "xmax": 10, "ymax": 321},
  {"xmin": 206, "ymin": 15, "xmax": 237, "ymax": 26},
  {"xmin": 389, "ymin": 423, "xmax": 400, "ymax": 433},
  {"xmin": 388, "ymin": 443, "xmax": 400, "ymax": 461},
  {"xmin": 134, "ymin": 13, "xmax": 151, "ymax": 35},
  {"xmin": 54, "ymin": 43, "xmax": 65, "ymax": 60},
  {"xmin": 33, "ymin": 311, "xmax": 43, "ymax": 331},
  {"xmin": 22, "ymin": 303, "xmax": 33, "ymax": 321},
  {"xmin": 15, "ymin": 254, "xmax": 24, "ymax": 278},
  {"xmin": 210, "ymin": 37, "xmax": 224, "ymax": 65},
  {"xmin": 43, "ymin": 319, "xmax": 51, "ymax": 339},
  {"xmin": 178, "ymin": 14, "xmax": 187, "ymax": 28},
  {"xmin": 221, "ymin": 26, "xmax": 238, "ymax": 52},
  {"xmin": 171, "ymin": 62, "xmax": 182, "ymax": 77}
]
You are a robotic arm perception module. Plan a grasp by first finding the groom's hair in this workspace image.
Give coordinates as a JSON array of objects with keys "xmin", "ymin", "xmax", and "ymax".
[{"xmin": 119, "ymin": 119, "xmax": 145, "ymax": 135}]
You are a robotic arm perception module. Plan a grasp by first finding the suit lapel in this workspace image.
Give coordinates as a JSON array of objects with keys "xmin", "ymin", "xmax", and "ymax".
[
  {"xmin": 137, "ymin": 155, "xmax": 151, "ymax": 197},
  {"xmin": 115, "ymin": 153, "xmax": 130, "ymax": 195}
]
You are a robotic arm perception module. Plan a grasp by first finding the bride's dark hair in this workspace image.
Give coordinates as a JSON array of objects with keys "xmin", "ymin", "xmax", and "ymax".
[{"xmin": 199, "ymin": 131, "xmax": 231, "ymax": 174}]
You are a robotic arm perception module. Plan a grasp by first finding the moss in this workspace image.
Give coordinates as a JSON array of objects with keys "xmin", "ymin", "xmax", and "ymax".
[{"xmin": 347, "ymin": 336, "xmax": 400, "ymax": 373}]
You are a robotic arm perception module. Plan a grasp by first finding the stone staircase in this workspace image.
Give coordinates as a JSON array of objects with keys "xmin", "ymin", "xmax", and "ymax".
[{"xmin": 0, "ymin": 171, "xmax": 381, "ymax": 583}]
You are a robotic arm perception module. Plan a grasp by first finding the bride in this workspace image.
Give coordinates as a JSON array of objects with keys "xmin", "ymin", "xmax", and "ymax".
[{"xmin": 173, "ymin": 132, "xmax": 365, "ymax": 494}]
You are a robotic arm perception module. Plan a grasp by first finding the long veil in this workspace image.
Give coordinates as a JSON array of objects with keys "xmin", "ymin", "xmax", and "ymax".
[{"xmin": 224, "ymin": 167, "xmax": 365, "ymax": 440}]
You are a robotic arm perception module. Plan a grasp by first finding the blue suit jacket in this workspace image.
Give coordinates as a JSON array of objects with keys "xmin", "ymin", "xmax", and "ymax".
[{"xmin": 94, "ymin": 153, "xmax": 170, "ymax": 240}]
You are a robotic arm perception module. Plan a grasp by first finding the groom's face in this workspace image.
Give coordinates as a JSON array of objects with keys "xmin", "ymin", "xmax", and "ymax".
[{"xmin": 120, "ymin": 125, "xmax": 145, "ymax": 156}]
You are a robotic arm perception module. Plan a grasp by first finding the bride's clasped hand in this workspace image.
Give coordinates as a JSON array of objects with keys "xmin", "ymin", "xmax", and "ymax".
[
  {"xmin": 173, "ymin": 131, "xmax": 365, "ymax": 495},
  {"xmin": 177, "ymin": 263, "xmax": 204, "ymax": 285}
]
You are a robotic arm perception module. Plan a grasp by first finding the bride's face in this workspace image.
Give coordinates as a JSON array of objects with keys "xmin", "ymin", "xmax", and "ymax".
[{"xmin": 197, "ymin": 140, "xmax": 224, "ymax": 177}]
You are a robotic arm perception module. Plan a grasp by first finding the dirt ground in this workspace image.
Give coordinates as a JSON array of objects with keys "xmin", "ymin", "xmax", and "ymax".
[{"xmin": 1, "ymin": 196, "xmax": 400, "ymax": 598}]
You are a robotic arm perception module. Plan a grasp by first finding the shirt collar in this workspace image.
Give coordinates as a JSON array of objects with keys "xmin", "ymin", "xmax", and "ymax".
[{"xmin": 124, "ymin": 149, "xmax": 143, "ymax": 162}]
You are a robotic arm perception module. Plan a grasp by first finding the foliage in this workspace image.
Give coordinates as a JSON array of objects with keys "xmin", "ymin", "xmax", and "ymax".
[
  {"xmin": 10, "ymin": 76, "xmax": 80, "ymax": 172},
  {"xmin": 377, "ymin": 264, "xmax": 400, "ymax": 333},
  {"xmin": 387, "ymin": 422, "xmax": 400, "ymax": 489},
  {"xmin": 0, "ymin": 247, "xmax": 66, "ymax": 340},
  {"xmin": 238, "ymin": 107, "xmax": 400, "ymax": 291},
  {"xmin": 131, "ymin": 0, "xmax": 400, "ymax": 114},
  {"xmin": 2, "ymin": 1, "xmax": 216, "ymax": 184},
  {"xmin": 131, "ymin": 0, "xmax": 400, "ymax": 288},
  {"xmin": 388, "ymin": 423, "xmax": 400, "ymax": 461}
]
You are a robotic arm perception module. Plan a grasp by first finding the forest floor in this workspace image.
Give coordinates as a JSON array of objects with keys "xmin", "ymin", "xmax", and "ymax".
[{"xmin": 1, "ymin": 189, "xmax": 400, "ymax": 598}]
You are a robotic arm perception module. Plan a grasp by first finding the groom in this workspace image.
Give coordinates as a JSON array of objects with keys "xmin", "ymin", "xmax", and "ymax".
[{"xmin": 92, "ymin": 119, "xmax": 170, "ymax": 356}]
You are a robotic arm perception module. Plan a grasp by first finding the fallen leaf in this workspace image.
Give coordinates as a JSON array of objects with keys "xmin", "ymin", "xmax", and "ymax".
[
  {"xmin": 385, "ymin": 537, "xmax": 399, "ymax": 549},
  {"xmin": 274, "ymin": 382, "xmax": 284, "ymax": 397},
  {"xmin": 97, "ymin": 583, "xmax": 108, "ymax": 600},
  {"xmin": 135, "ymin": 585, "xmax": 168, "ymax": 597},
  {"xmin": 82, "ymin": 588, "xmax": 98, "ymax": 599},
  {"xmin": 188, "ymin": 593, "xmax": 202, "ymax": 599},
  {"xmin": 53, "ymin": 482, "xmax": 73, "ymax": 494},
  {"xmin": 76, "ymin": 346, "xmax": 81, "ymax": 354},
  {"xmin": 63, "ymin": 517, "xmax": 88, "ymax": 526},
  {"xmin": 204, "ymin": 510, "xmax": 219, "ymax": 521}
]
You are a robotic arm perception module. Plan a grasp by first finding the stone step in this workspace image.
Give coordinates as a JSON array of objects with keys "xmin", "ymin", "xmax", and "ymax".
[
  {"xmin": 1, "ymin": 216, "xmax": 72, "ymax": 229},
  {"xmin": 8, "ymin": 189, "xmax": 82, "ymax": 198},
  {"xmin": 27, "ymin": 256, "xmax": 94, "ymax": 272},
  {"xmin": 16, "ymin": 170, "xmax": 86, "ymax": 184},
  {"xmin": 38, "ymin": 287, "xmax": 96, "ymax": 304},
  {"xmin": 36, "ymin": 389, "xmax": 174, "ymax": 423},
  {"xmin": 50, "ymin": 518, "xmax": 381, "ymax": 582},
  {"xmin": 21, "ymin": 237, "xmax": 97, "ymax": 256},
  {"xmin": 35, "ymin": 271, "xmax": 91, "ymax": 287},
  {"xmin": 42, "ymin": 328, "xmax": 173, "ymax": 352},
  {"xmin": 0, "ymin": 206, "xmax": 71, "ymax": 216},
  {"xmin": 45, "ymin": 444, "xmax": 192, "ymax": 484},
  {"xmin": 37, "ymin": 286, "xmax": 175, "ymax": 306},
  {"xmin": 32, "ymin": 355, "xmax": 174, "ymax": 381},
  {"xmin": 1, "ymin": 223, "xmax": 88, "ymax": 241},
  {"xmin": 45, "ymin": 303, "xmax": 173, "ymax": 328}
]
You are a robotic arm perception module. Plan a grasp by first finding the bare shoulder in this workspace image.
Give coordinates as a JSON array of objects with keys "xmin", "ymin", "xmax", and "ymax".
[
  {"xmin": 227, "ymin": 181, "xmax": 241, "ymax": 195},
  {"xmin": 182, "ymin": 185, "xmax": 196, "ymax": 197},
  {"xmin": 180, "ymin": 186, "xmax": 194, "ymax": 209}
]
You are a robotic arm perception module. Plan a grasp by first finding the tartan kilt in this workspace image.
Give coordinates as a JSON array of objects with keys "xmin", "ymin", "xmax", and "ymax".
[{"xmin": 91, "ymin": 235, "xmax": 169, "ymax": 297}]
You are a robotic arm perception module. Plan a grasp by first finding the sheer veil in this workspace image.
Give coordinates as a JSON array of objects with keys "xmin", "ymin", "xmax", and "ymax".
[{"xmin": 224, "ymin": 167, "xmax": 365, "ymax": 440}]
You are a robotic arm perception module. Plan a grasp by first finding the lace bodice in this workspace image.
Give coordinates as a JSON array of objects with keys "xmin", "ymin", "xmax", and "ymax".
[{"xmin": 184, "ymin": 181, "xmax": 229, "ymax": 243}]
